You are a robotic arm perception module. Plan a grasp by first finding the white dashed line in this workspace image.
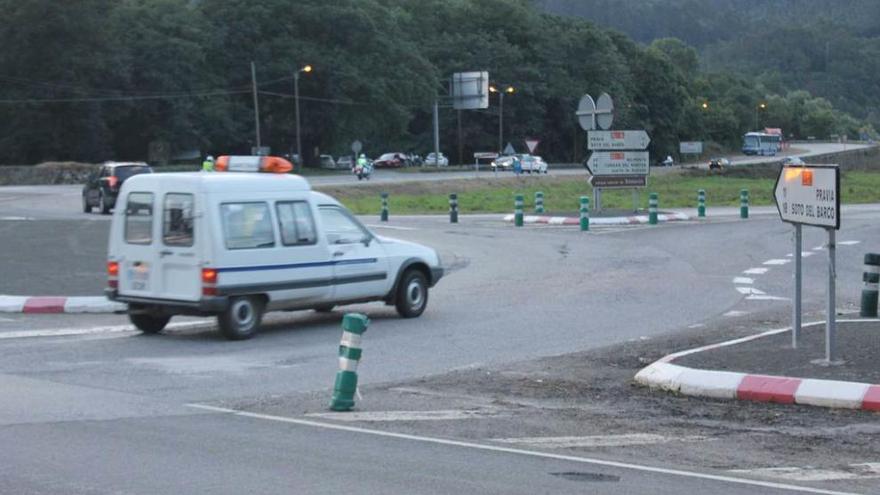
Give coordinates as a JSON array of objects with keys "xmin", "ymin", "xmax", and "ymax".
[
  {"xmin": 736, "ymin": 287, "xmax": 765, "ymax": 295},
  {"xmin": 731, "ymin": 463, "xmax": 880, "ymax": 482},
  {"xmin": 732, "ymin": 277, "xmax": 754, "ymax": 285},
  {"xmin": 763, "ymin": 259, "xmax": 791, "ymax": 265},
  {"xmin": 490, "ymin": 434, "xmax": 707, "ymax": 449},
  {"xmin": 746, "ymin": 294, "xmax": 790, "ymax": 301},
  {"xmin": 0, "ymin": 320, "xmax": 210, "ymax": 340},
  {"xmin": 305, "ymin": 409, "xmax": 502, "ymax": 422},
  {"xmin": 743, "ymin": 268, "xmax": 769, "ymax": 275},
  {"xmin": 724, "ymin": 310, "xmax": 749, "ymax": 317},
  {"xmin": 838, "ymin": 240, "xmax": 861, "ymax": 246},
  {"xmin": 786, "ymin": 252, "xmax": 815, "ymax": 258},
  {"xmin": 364, "ymin": 224, "xmax": 418, "ymax": 231}
]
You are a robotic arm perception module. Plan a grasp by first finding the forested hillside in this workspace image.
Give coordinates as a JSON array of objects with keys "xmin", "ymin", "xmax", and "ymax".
[
  {"xmin": 0, "ymin": 0, "xmax": 871, "ymax": 165},
  {"xmin": 538, "ymin": 0, "xmax": 880, "ymax": 134}
]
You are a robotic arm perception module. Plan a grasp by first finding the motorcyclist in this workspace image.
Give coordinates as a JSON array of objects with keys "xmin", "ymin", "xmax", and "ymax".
[
  {"xmin": 354, "ymin": 153, "xmax": 372, "ymax": 180},
  {"xmin": 202, "ymin": 155, "xmax": 214, "ymax": 172}
]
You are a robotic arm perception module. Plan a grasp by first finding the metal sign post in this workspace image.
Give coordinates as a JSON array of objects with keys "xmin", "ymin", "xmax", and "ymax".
[{"xmin": 774, "ymin": 164, "xmax": 841, "ymax": 362}]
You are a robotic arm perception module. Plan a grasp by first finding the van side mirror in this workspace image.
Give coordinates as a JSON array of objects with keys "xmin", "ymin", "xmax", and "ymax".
[{"xmin": 361, "ymin": 234, "xmax": 372, "ymax": 247}]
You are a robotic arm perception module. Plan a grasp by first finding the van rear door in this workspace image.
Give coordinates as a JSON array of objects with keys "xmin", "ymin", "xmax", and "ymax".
[
  {"xmin": 116, "ymin": 191, "xmax": 161, "ymax": 299},
  {"xmin": 155, "ymin": 192, "xmax": 201, "ymax": 301}
]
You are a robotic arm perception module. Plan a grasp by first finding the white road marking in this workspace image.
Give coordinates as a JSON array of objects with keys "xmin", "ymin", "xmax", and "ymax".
[
  {"xmin": 732, "ymin": 277, "xmax": 754, "ymax": 285},
  {"xmin": 736, "ymin": 287, "xmax": 765, "ymax": 295},
  {"xmin": 364, "ymin": 224, "xmax": 418, "ymax": 231},
  {"xmin": 687, "ymin": 323, "xmax": 705, "ymax": 329},
  {"xmin": 746, "ymin": 294, "xmax": 790, "ymax": 301},
  {"xmin": 743, "ymin": 267, "xmax": 769, "ymax": 275},
  {"xmin": 786, "ymin": 252, "xmax": 815, "ymax": 258},
  {"xmin": 763, "ymin": 259, "xmax": 791, "ymax": 265},
  {"xmin": 723, "ymin": 310, "xmax": 749, "ymax": 317},
  {"xmin": 186, "ymin": 404, "xmax": 859, "ymax": 495},
  {"xmin": 0, "ymin": 320, "xmax": 211, "ymax": 340},
  {"xmin": 813, "ymin": 245, "xmax": 825, "ymax": 251},
  {"xmin": 731, "ymin": 463, "xmax": 880, "ymax": 482},
  {"xmin": 0, "ymin": 216, "xmax": 35, "ymax": 221},
  {"xmin": 838, "ymin": 240, "xmax": 861, "ymax": 246},
  {"xmin": 305, "ymin": 409, "xmax": 501, "ymax": 422},
  {"xmin": 490, "ymin": 434, "xmax": 707, "ymax": 449}
]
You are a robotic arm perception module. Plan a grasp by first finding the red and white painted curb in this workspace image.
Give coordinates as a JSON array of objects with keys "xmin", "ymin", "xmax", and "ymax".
[
  {"xmin": 635, "ymin": 319, "xmax": 880, "ymax": 411},
  {"xmin": 0, "ymin": 295, "xmax": 125, "ymax": 314},
  {"xmin": 503, "ymin": 212, "xmax": 690, "ymax": 226}
]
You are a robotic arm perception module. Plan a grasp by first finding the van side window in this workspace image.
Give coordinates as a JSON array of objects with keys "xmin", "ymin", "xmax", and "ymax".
[
  {"xmin": 163, "ymin": 193, "xmax": 194, "ymax": 247},
  {"xmin": 319, "ymin": 206, "xmax": 369, "ymax": 245},
  {"xmin": 125, "ymin": 192, "xmax": 154, "ymax": 245},
  {"xmin": 221, "ymin": 202, "xmax": 275, "ymax": 249},
  {"xmin": 276, "ymin": 201, "xmax": 317, "ymax": 246}
]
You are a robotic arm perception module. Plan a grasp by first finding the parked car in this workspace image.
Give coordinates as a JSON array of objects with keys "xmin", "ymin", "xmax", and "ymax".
[
  {"xmin": 336, "ymin": 155, "xmax": 354, "ymax": 170},
  {"xmin": 374, "ymin": 152, "xmax": 408, "ymax": 168},
  {"xmin": 520, "ymin": 155, "xmax": 548, "ymax": 174},
  {"xmin": 424, "ymin": 152, "xmax": 449, "ymax": 167},
  {"xmin": 319, "ymin": 154, "xmax": 337, "ymax": 169},
  {"xmin": 82, "ymin": 161, "xmax": 153, "ymax": 214},
  {"xmin": 708, "ymin": 157, "xmax": 730, "ymax": 170},
  {"xmin": 781, "ymin": 156, "xmax": 806, "ymax": 166}
]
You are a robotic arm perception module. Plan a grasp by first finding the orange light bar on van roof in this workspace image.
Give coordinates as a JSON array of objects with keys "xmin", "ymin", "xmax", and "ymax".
[{"xmin": 214, "ymin": 155, "xmax": 293, "ymax": 174}]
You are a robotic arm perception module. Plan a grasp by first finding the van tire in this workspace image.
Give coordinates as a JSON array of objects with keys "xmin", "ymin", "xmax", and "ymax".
[
  {"xmin": 395, "ymin": 269, "xmax": 428, "ymax": 318},
  {"xmin": 82, "ymin": 195, "xmax": 92, "ymax": 213},
  {"xmin": 130, "ymin": 314, "xmax": 170, "ymax": 334},
  {"xmin": 218, "ymin": 296, "xmax": 263, "ymax": 340}
]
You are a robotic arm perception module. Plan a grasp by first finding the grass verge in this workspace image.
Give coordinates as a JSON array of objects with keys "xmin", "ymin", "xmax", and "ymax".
[{"xmin": 316, "ymin": 168, "xmax": 880, "ymax": 215}]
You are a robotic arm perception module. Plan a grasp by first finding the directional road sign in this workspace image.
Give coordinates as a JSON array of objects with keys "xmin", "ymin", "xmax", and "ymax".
[
  {"xmin": 774, "ymin": 164, "xmax": 840, "ymax": 229},
  {"xmin": 585, "ymin": 151, "xmax": 649, "ymax": 176},
  {"xmin": 587, "ymin": 130, "xmax": 650, "ymax": 151},
  {"xmin": 589, "ymin": 175, "xmax": 647, "ymax": 188}
]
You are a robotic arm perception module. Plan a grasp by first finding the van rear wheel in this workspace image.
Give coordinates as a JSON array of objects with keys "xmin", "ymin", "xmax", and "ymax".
[
  {"xmin": 130, "ymin": 313, "xmax": 170, "ymax": 334},
  {"xmin": 218, "ymin": 296, "xmax": 264, "ymax": 340}
]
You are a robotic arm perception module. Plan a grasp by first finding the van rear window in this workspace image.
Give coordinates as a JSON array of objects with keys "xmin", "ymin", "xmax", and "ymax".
[
  {"xmin": 221, "ymin": 202, "xmax": 275, "ymax": 249},
  {"xmin": 163, "ymin": 193, "xmax": 194, "ymax": 247},
  {"xmin": 125, "ymin": 192, "xmax": 154, "ymax": 245}
]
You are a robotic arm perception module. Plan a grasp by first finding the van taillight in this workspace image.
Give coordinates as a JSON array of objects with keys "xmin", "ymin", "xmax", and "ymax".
[
  {"xmin": 202, "ymin": 268, "xmax": 217, "ymax": 296},
  {"xmin": 107, "ymin": 261, "xmax": 119, "ymax": 288}
]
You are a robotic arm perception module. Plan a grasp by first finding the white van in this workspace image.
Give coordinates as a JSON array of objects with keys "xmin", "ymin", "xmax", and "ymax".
[{"xmin": 105, "ymin": 171, "xmax": 443, "ymax": 340}]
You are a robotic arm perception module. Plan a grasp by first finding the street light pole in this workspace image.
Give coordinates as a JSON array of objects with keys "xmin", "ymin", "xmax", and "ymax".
[
  {"xmin": 294, "ymin": 64, "xmax": 312, "ymax": 165},
  {"xmin": 490, "ymin": 84, "xmax": 515, "ymax": 153}
]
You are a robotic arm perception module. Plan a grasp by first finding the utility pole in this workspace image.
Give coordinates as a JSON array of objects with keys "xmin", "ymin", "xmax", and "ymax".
[
  {"xmin": 433, "ymin": 99, "xmax": 440, "ymax": 164},
  {"xmin": 251, "ymin": 61, "xmax": 261, "ymax": 150}
]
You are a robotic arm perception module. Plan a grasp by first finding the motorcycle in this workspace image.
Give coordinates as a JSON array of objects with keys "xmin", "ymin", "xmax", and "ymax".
[{"xmin": 353, "ymin": 162, "xmax": 372, "ymax": 181}]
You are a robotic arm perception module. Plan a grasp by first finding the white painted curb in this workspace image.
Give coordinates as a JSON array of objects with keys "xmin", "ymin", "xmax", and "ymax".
[
  {"xmin": 63, "ymin": 297, "xmax": 126, "ymax": 314},
  {"xmin": 0, "ymin": 295, "xmax": 26, "ymax": 313}
]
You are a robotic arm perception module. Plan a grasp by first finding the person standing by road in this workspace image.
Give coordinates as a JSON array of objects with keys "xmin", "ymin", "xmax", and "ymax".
[
  {"xmin": 512, "ymin": 154, "xmax": 522, "ymax": 176},
  {"xmin": 202, "ymin": 155, "xmax": 214, "ymax": 172}
]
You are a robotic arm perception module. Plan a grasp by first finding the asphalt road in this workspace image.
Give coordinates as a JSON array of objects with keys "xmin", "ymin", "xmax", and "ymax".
[{"xmin": 0, "ymin": 146, "xmax": 878, "ymax": 493}]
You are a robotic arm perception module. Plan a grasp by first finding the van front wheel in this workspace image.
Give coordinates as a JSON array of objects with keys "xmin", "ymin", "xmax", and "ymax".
[
  {"xmin": 130, "ymin": 313, "xmax": 170, "ymax": 334},
  {"xmin": 395, "ymin": 269, "xmax": 428, "ymax": 318},
  {"xmin": 218, "ymin": 296, "xmax": 263, "ymax": 340}
]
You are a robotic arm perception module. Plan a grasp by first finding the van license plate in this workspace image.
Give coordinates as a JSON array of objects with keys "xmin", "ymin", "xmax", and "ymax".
[{"xmin": 128, "ymin": 262, "xmax": 150, "ymax": 291}]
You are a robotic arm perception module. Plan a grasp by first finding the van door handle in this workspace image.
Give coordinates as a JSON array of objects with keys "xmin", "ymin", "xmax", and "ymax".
[
  {"xmin": 332, "ymin": 251, "xmax": 344, "ymax": 257},
  {"xmin": 159, "ymin": 250, "xmax": 173, "ymax": 257}
]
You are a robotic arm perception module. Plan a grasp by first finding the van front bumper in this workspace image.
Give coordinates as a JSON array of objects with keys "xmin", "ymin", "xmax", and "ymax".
[{"xmin": 105, "ymin": 289, "xmax": 229, "ymax": 315}]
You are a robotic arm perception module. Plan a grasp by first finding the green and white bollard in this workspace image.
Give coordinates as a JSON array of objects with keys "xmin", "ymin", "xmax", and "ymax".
[
  {"xmin": 535, "ymin": 191, "xmax": 544, "ymax": 214},
  {"xmin": 514, "ymin": 194, "xmax": 524, "ymax": 227},
  {"xmin": 861, "ymin": 253, "xmax": 880, "ymax": 317},
  {"xmin": 648, "ymin": 192, "xmax": 658, "ymax": 225},
  {"xmin": 380, "ymin": 192, "xmax": 389, "ymax": 222},
  {"xmin": 580, "ymin": 196, "xmax": 590, "ymax": 231},
  {"xmin": 329, "ymin": 313, "xmax": 370, "ymax": 412},
  {"xmin": 697, "ymin": 189, "xmax": 706, "ymax": 218},
  {"xmin": 740, "ymin": 189, "xmax": 749, "ymax": 219},
  {"xmin": 449, "ymin": 193, "xmax": 458, "ymax": 223}
]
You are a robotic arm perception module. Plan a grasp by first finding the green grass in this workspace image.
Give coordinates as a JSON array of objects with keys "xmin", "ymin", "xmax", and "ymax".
[{"xmin": 318, "ymin": 169, "xmax": 880, "ymax": 215}]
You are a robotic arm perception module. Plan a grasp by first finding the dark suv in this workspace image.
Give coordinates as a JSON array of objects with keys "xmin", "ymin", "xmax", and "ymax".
[{"xmin": 83, "ymin": 162, "xmax": 153, "ymax": 214}]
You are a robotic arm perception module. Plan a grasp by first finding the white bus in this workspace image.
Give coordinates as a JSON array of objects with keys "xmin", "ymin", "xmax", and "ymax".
[{"xmin": 742, "ymin": 132, "xmax": 781, "ymax": 156}]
